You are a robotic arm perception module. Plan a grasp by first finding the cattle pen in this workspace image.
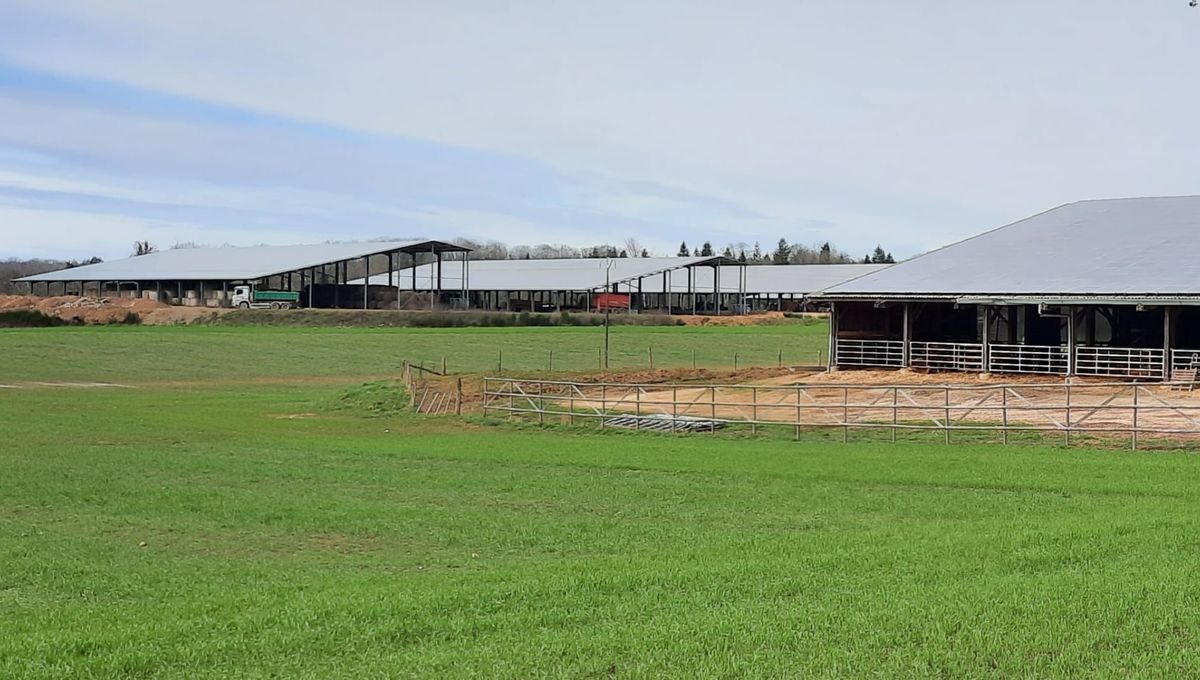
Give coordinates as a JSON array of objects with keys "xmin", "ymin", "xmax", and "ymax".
[{"xmin": 482, "ymin": 377, "xmax": 1200, "ymax": 449}]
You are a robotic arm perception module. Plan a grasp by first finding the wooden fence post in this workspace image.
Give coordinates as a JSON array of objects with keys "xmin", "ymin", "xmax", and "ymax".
[
  {"xmin": 751, "ymin": 386, "xmax": 758, "ymax": 435},
  {"xmin": 710, "ymin": 386, "xmax": 716, "ymax": 434},
  {"xmin": 481, "ymin": 377, "xmax": 489, "ymax": 418},
  {"xmin": 600, "ymin": 384, "xmax": 607, "ymax": 429},
  {"xmin": 455, "ymin": 378, "xmax": 463, "ymax": 416},
  {"xmin": 636, "ymin": 386, "xmax": 642, "ymax": 430},
  {"xmin": 1065, "ymin": 383, "xmax": 1072, "ymax": 447},
  {"xmin": 842, "ymin": 386, "xmax": 849, "ymax": 443},
  {"xmin": 944, "ymin": 386, "xmax": 951, "ymax": 445},
  {"xmin": 672, "ymin": 385, "xmax": 679, "ymax": 433},
  {"xmin": 1132, "ymin": 384, "xmax": 1139, "ymax": 451},
  {"xmin": 891, "ymin": 386, "xmax": 898, "ymax": 443},
  {"xmin": 794, "ymin": 385, "xmax": 801, "ymax": 440},
  {"xmin": 1002, "ymin": 386, "xmax": 1009, "ymax": 445}
]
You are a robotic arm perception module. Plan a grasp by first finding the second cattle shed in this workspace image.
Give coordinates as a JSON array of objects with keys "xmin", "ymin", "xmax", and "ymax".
[
  {"xmin": 814, "ymin": 195, "xmax": 1200, "ymax": 381},
  {"xmin": 355, "ymin": 259, "xmax": 885, "ymax": 313}
]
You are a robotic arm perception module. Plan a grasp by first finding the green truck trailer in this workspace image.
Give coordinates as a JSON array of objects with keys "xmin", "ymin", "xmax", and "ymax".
[{"xmin": 231, "ymin": 285, "xmax": 300, "ymax": 309}]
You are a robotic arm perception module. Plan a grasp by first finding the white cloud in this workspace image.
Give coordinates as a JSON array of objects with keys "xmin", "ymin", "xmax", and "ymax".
[{"xmin": 2, "ymin": 1, "xmax": 1199, "ymax": 258}]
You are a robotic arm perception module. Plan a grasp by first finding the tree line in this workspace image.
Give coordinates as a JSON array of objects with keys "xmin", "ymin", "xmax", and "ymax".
[{"xmin": 454, "ymin": 237, "xmax": 895, "ymax": 264}]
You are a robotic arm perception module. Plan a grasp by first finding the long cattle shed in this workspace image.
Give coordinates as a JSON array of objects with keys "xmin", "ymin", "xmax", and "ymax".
[
  {"xmin": 356, "ymin": 259, "xmax": 884, "ymax": 314},
  {"xmin": 16, "ymin": 240, "xmax": 471, "ymax": 308},
  {"xmin": 814, "ymin": 196, "xmax": 1200, "ymax": 381}
]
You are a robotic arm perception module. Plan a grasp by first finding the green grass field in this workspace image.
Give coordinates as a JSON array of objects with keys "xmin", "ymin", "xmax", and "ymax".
[
  {"xmin": 0, "ymin": 322, "xmax": 828, "ymax": 383},
  {"xmin": 4, "ymin": 324, "xmax": 1200, "ymax": 677}
]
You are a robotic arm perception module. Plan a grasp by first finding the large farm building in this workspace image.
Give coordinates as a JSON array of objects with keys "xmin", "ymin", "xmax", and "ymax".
[
  {"xmin": 816, "ymin": 196, "xmax": 1200, "ymax": 381},
  {"xmin": 16, "ymin": 240, "xmax": 881, "ymax": 314}
]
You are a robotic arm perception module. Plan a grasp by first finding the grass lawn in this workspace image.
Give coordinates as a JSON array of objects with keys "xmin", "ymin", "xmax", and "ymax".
[
  {"xmin": 0, "ymin": 321, "xmax": 828, "ymax": 383},
  {"xmin": 3, "ymin": 325, "xmax": 1200, "ymax": 677}
]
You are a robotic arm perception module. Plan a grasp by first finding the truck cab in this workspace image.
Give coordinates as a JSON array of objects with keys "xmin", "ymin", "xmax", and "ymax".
[{"xmin": 230, "ymin": 285, "xmax": 298, "ymax": 309}]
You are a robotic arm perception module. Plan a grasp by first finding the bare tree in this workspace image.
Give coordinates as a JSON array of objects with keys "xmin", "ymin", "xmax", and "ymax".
[
  {"xmin": 132, "ymin": 240, "xmax": 157, "ymax": 256},
  {"xmin": 623, "ymin": 237, "xmax": 643, "ymax": 257}
]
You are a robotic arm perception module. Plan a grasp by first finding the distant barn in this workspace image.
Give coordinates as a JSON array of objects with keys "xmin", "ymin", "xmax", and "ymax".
[{"xmin": 813, "ymin": 196, "xmax": 1200, "ymax": 381}]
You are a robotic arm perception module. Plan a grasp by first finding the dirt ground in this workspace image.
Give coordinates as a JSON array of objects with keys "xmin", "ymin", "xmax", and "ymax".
[
  {"xmin": 0, "ymin": 295, "xmax": 228, "ymax": 325},
  {"xmin": 475, "ymin": 365, "xmax": 1200, "ymax": 441}
]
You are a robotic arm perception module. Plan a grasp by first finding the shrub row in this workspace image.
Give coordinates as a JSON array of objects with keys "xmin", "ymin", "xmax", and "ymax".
[{"xmin": 0, "ymin": 310, "xmax": 141, "ymax": 328}]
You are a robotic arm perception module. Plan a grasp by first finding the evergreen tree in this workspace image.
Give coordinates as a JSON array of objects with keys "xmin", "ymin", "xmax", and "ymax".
[
  {"xmin": 751, "ymin": 242, "xmax": 763, "ymax": 263},
  {"xmin": 640, "ymin": 248, "xmax": 649, "ymax": 258},
  {"xmin": 722, "ymin": 246, "xmax": 734, "ymax": 258},
  {"xmin": 619, "ymin": 250, "xmax": 628, "ymax": 258},
  {"xmin": 677, "ymin": 242, "xmax": 689, "ymax": 257},
  {"xmin": 863, "ymin": 254, "xmax": 872, "ymax": 264},
  {"xmin": 693, "ymin": 248, "xmax": 700, "ymax": 256},
  {"xmin": 870, "ymin": 245, "xmax": 888, "ymax": 264},
  {"xmin": 738, "ymin": 250, "xmax": 747, "ymax": 263},
  {"xmin": 885, "ymin": 252, "xmax": 895, "ymax": 264},
  {"xmin": 700, "ymin": 241, "xmax": 714, "ymax": 257},
  {"xmin": 771, "ymin": 238, "xmax": 792, "ymax": 265},
  {"xmin": 819, "ymin": 242, "xmax": 832, "ymax": 263}
]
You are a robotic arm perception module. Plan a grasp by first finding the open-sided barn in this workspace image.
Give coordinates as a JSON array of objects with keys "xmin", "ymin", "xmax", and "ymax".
[
  {"xmin": 355, "ymin": 259, "xmax": 884, "ymax": 313},
  {"xmin": 814, "ymin": 196, "xmax": 1200, "ymax": 381},
  {"xmin": 16, "ymin": 240, "xmax": 470, "ymax": 308}
]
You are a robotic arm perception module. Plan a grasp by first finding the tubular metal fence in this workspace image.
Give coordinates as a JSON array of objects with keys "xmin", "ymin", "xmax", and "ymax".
[
  {"xmin": 482, "ymin": 377, "xmax": 1200, "ymax": 449},
  {"xmin": 835, "ymin": 339, "xmax": 904, "ymax": 368}
]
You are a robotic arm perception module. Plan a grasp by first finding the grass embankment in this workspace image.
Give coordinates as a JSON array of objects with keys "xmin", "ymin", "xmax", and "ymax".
[{"xmin": 3, "ymin": 324, "xmax": 1200, "ymax": 677}]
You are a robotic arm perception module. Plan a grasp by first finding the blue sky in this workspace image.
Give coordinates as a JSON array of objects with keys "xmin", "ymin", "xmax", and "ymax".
[{"xmin": 1, "ymin": 1, "xmax": 1198, "ymax": 261}]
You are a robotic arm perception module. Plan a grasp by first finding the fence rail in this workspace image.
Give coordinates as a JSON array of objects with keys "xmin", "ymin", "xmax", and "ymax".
[
  {"xmin": 1076, "ymin": 346, "xmax": 1164, "ymax": 380},
  {"xmin": 402, "ymin": 360, "xmax": 462, "ymax": 416},
  {"xmin": 987, "ymin": 344, "xmax": 1069, "ymax": 375},
  {"xmin": 482, "ymin": 377, "xmax": 1200, "ymax": 449},
  {"xmin": 835, "ymin": 339, "xmax": 904, "ymax": 368},
  {"xmin": 1171, "ymin": 349, "xmax": 1200, "ymax": 374},
  {"xmin": 911, "ymin": 341, "xmax": 983, "ymax": 372}
]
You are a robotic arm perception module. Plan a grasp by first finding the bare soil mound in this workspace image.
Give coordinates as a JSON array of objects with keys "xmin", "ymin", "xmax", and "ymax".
[{"xmin": 0, "ymin": 295, "xmax": 227, "ymax": 325}]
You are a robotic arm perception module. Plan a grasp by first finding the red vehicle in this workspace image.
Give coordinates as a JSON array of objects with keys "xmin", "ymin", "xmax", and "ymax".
[{"xmin": 593, "ymin": 293, "xmax": 631, "ymax": 312}]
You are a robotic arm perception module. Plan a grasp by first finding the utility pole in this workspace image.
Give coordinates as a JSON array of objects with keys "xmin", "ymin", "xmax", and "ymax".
[{"xmin": 601, "ymin": 258, "xmax": 614, "ymax": 370}]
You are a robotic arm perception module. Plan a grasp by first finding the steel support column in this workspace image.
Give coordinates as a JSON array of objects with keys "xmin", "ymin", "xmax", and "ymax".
[
  {"xmin": 828, "ymin": 302, "xmax": 838, "ymax": 371},
  {"xmin": 981, "ymin": 305, "xmax": 991, "ymax": 373},
  {"xmin": 1164, "ymin": 306, "xmax": 1174, "ymax": 380},
  {"xmin": 1066, "ymin": 306, "xmax": 1077, "ymax": 376}
]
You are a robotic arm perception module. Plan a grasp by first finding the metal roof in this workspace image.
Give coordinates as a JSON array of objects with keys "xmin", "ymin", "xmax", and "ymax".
[
  {"xmin": 357, "ymin": 258, "xmax": 883, "ymax": 295},
  {"xmin": 17, "ymin": 240, "xmax": 467, "ymax": 282},
  {"xmin": 820, "ymin": 196, "xmax": 1200, "ymax": 299}
]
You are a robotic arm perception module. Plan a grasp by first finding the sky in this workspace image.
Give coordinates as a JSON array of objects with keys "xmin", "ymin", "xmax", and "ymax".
[{"xmin": 0, "ymin": 1, "xmax": 1198, "ymax": 262}]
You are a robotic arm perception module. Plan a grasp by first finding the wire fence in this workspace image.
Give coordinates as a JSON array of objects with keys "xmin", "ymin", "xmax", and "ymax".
[
  {"xmin": 481, "ymin": 378, "xmax": 1200, "ymax": 450},
  {"xmin": 406, "ymin": 347, "xmax": 827, "ymax": 374}
]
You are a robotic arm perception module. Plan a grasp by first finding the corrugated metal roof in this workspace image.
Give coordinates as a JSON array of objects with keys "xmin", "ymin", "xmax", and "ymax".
[
  {"xmin": 820, "ymin": 196, "xmax": 1200, "ymax": 299},
  {"xmin": 356, "ymin": 259, "xmax": 884, "ymax": 295},
  {"xmin": 17, "ymin": 240, "xmax": 466, "ymax": 282}
]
